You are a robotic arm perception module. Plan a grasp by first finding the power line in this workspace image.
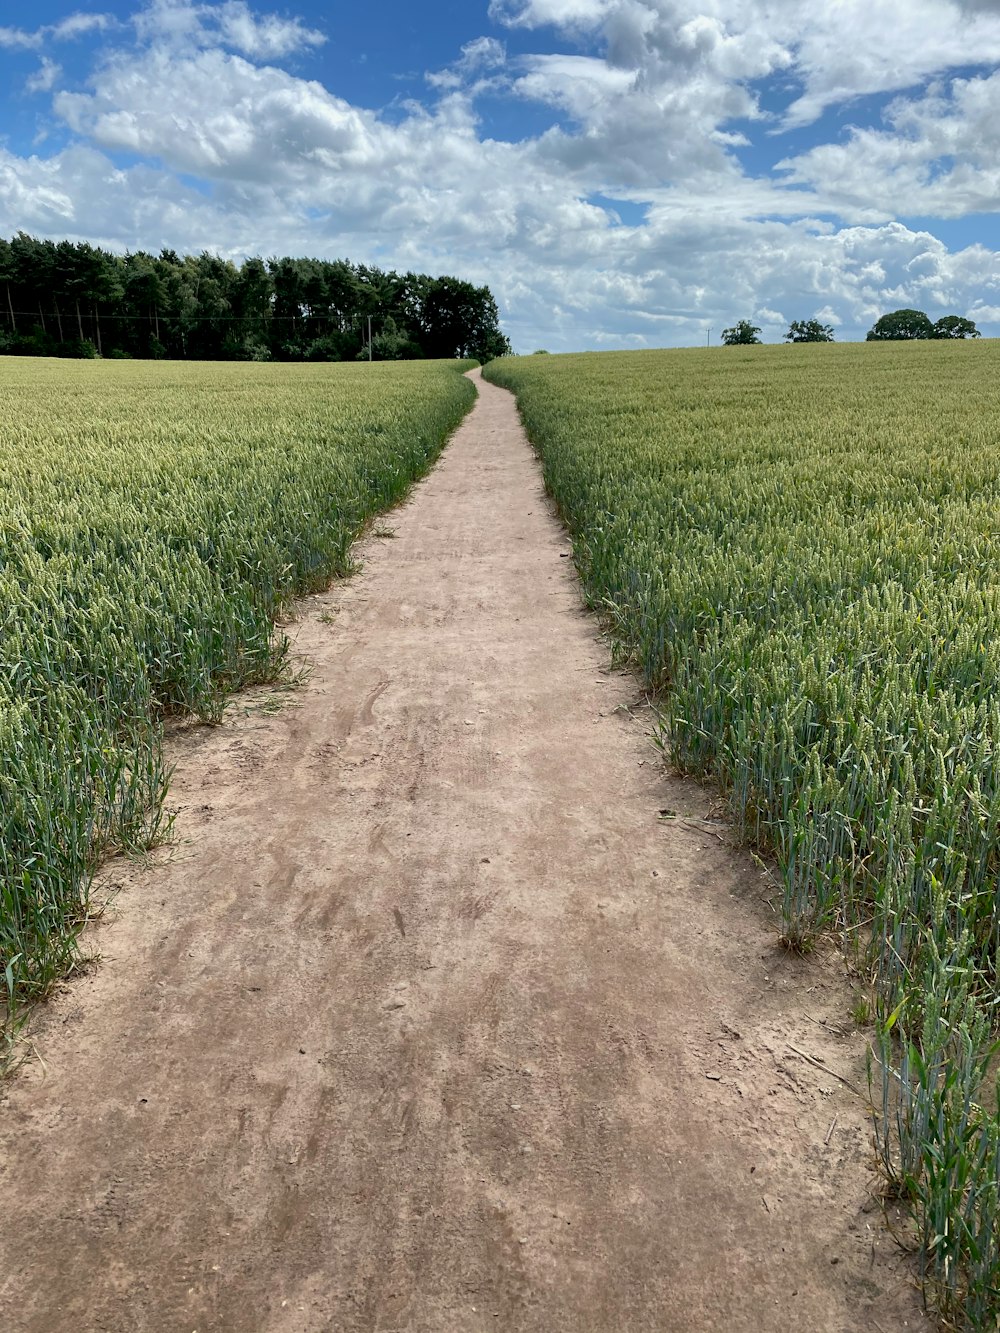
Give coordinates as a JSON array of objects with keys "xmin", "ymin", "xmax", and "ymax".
[{"xmin": 4, "ymin": 309, "xmax": 375, "ymax": 325}]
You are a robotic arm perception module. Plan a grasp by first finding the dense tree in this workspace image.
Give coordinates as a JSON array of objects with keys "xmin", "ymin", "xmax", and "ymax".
[
  {"xmin": 360, "ymin": 315, "xmax": 424, "ymax": 362},
  {"xmin": 230, "ymin": 256, "xmax": 272, "ymax": 359},
  {"xmin": 866, "ymin": 309, "xmax": 935, "ymax": 341},
  {"xmin": 418, "ymin": 276, "xmax": 510, "ymax": 361},
  {"xmin": 785, "ymin": 319, "xmax": 834, "ymax": 343},
  {"xmin": 0, "ymin": 233, "xmax": 509, "ymax": 363},
  {"xmin": 721, "ymin": 320, "xmax": 762, "ymax": 345},
  {"xmin": 866, "ymin": 309, "xmax": 982, "ymax": 342},
  {"xmin": 932, "ymin": 314, "xmax": 980, "ymax": 339},
  {"xmin": 0, "ymin": 236, "xmax": 15, "ymax": 332}
]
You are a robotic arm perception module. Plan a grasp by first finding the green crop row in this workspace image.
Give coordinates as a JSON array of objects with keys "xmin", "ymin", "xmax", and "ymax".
[
  {"xmin": 1, "ymin": 356, "xmax": 475, "ymax": 1033},
  {"xmin": 485, "ymin": 342, "xmax": 1000, "ymax": 1328}
]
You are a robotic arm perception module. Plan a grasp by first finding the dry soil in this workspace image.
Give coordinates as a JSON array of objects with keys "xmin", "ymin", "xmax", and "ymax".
[{"xmin": 0, "ymin": 371, "xmax": 926, "ymax": 1332}]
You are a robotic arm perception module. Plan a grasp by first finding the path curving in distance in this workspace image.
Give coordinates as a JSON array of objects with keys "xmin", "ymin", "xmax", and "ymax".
[{"xmin": 0, "ymin": 371, "xmax": 924, "ymax": 1332}]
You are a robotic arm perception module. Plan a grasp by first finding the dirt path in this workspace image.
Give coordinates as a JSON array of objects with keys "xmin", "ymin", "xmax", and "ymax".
[{"xmin": 1, "ymin": 371, "xmax": 923, "ymax": 1332}]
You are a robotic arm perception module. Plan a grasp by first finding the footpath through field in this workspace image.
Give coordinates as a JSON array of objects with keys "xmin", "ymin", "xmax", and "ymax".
[{"xmin": 0, "ymin": 371, "xmax": 923, "ymax": 1332}]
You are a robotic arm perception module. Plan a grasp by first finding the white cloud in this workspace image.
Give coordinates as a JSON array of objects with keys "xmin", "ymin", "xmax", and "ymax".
[
  {"xmin": 215, "ymin": 1, "xmax": 324, "ymax": 58},
  {"xmin": 132, "ymin": 0, "xmax": 202, "ymax": 45},
  {"xmin": 777, "ymin": 72, "xmax": 1000, "ymax": 219},
  {"xmin": 27, "ymin": 58, "xmax": 63, "ymax": 95},
  {"xmin": 427, "ymin": 35, "xmax": 506, "ymax": 90},
  {"xmin": 134, "ymin": 0, "xmax": 325, "ymax": 58},
  {"xmin": 55, "ymin": 48, "xmax": 373, "ymax": 179},
  {"xmin": 51, "ymin": 14, "xmax": 115, "ymax": 41},
  {"xmin": 4, "ymin": 0, "xmax": 1000, "ymax": 352},
  {"xmin": 0, "ymin": 26, "xmax": 42, "ymax": 50},
  {"xmin": 489, "ymin": 0, "xmax": 613, "ymax": 29},
  {"xmin": 777, "ymin": 0, "xmax": 1000, "ymax": 127},
  {"xmin": 0, "ymin": 13, "xmax": 115, "ymax": 50},
  {"xmin": 493, "ymin": 0, "xmax": 1000, "ymax": 131},
  {"xmin": 514, "ymin": 53, "xmax": 635, "ymax": 117}
]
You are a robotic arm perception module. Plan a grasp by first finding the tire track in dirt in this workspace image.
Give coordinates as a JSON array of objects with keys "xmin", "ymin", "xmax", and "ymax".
[{"xmin": 0, "ymin": 371, "xmax": 925, "ymax": 1332}]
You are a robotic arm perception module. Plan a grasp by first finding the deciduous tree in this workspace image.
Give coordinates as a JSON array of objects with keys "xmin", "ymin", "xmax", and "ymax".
[
  {"xmin": 0, "ymin": 233, "xmax": 510, "ymax": 363},
  {"xmin": 866, "ymin": 309, "xmax": 934, "ymax": 340},
  {"xmin": 785, "ymin": 319, "xmax": 834, "ymax": 343},
  {"xmin": 721, "ymin": 320, "xmax": 762, "ymax": 345},
  {"xmin": 932, "ymin": 315, "xmax": 980, "ymax": 339}
]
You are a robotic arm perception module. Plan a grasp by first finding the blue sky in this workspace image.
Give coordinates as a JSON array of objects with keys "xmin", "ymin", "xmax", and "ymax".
[{"xmin": 2, "ymin": 0, "xmax": 1000, "ymax": 351}]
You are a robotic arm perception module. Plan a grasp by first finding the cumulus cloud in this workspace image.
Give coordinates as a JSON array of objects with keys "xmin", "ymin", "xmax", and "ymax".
[
  {"xmin": 477, "ymin": 0, "xmax": 1000, "ymax": 212},
  {"xmin": 51, "ymin": 14, "xmax": 115, "ymax": 41},
  {"xmin": 427, "ymin": 35, "xmax": 506, "ymax": 90},
  {"xmin": 514, "ymin": 53, "xmax": 635, "ymax": 118},
  {"xmin": 134, "ymin": 0, "xmax": 325, "ymax": 59},
  {"xmin": 777, "ymin": 72, "xmax": 1000, "ymax": 219},
  {"xmin": 0, "ymin": 12, "xmax": 115, "ymax": 50},
  {"xmin": 4, "ymin": 0, "xmax": 1000, "ymax": 351},
  {"xmin": 489, "ymin": 0, "xmax": 613, "ymax": 29},
  {"xmin": 56, "ymin": 48, "xmax": 367, "ymax": 179},
  {"xmin": 0, "ymin": 26, "xmax": 40, "ymax": 50},
  {"xmin": 491, "ymin": 0, "xmax": 1000, "ymax": 130},
  {"xmin": 0, "ymin": 148, "xmax": 78, "ymax": 226},
  {"xmin": 27, "ymin": 58, "xmax": 63, "ymax": 95},
  {"xmin": 777, "ymin": 0, "xmax": 1000, "ymax": 127}
]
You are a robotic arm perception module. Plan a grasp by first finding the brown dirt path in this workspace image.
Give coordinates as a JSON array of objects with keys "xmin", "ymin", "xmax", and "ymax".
[{"xmin": 0, "ymin": 370, "xmax": 925, "ymax": 1332}]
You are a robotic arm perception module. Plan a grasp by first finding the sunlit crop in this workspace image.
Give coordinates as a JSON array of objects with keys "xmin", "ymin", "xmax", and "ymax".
[
  {"xmin": 1, "ymin": 356, "xmax": 474, "ymax": 1028},
  {"xmin": 486, "ymin": 341, "xmax": 1000, "ymax": 1327}
]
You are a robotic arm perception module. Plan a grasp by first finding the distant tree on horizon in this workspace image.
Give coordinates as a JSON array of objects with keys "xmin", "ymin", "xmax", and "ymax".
[
  {"xmin": 866, "ymin": 309, "xmax": 934, "ymax": 340},
  {"xmin": 866, "ymin": 308, "xmax": 981, "ymax": 341},
  {"xmin": 785, "ymin": 318, "xmax": 834, "ymax": 343},
  {"xmin": 721, "ymin": 320, "xmax": 762, "ymax": 345},
  {"xmin": 931, "ymin": 314, "xmax": 980, "ymax": 339}
]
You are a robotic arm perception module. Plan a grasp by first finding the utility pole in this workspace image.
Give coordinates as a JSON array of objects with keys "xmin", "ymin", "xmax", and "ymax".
[
  {"xmin": 368, "ymin": 315, "xmax": 372, "ymax": 362},
  {"xmin": 706, "ymin": 327, "xmax": 711, "ymax": 347}
]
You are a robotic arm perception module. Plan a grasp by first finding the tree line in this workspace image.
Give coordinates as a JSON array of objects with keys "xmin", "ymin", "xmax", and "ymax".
[
  {"xmin": 721, "ymin": 309, "xmax": 981, "ymax": 345},
  {"xmin": 0, "ymin": 232, "xmax": 511, "ymax": 363}
]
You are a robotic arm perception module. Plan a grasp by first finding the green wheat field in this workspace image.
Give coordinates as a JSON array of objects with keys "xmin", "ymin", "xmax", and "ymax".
[
  {"xmin": 0, "ymin": 356, "xmax": 474, "ymax": 1015},
  {"xmin": 4, "ymin": 343, "xmax": 1000, "ymax": 1325},
  {"xmin": 486, "ymin": 341, "xmax": 1000, "ymax": 1325}
]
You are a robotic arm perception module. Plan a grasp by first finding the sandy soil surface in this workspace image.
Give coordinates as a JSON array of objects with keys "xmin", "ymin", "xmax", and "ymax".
[{"xmin": 0, "ymin": 371, "xmax": 926, "ymax": 1332}]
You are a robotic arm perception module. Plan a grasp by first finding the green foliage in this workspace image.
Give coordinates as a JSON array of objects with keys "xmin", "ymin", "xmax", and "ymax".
[
  {"xmin": 0, "ymin": 326, "xmax": 97, "ymax": 358},
  {"xmin": 871, "ymin": 933, "xmax": 1000, "ymax": 1327},
  {"xmin": 721, "ymin": 320, "xmax": 762, "ymax": 345},
  {"xmin": 356, "ymin": 316, "xmax": 425, "ymax": 362},
  {"xmin": 785, "ymin": 319, "xmax": 834, "ymax": 343},
  {"xmin": 484, "ymin": 340, "xmax": 1000, "ymax": 1329},
  {"xmin": 418, "ymin": 276, "xmax": 511, "ymax": 362},
  {"xmin": 867, "ymin": 310, "xmax": 981, "ymax": 342},
  {"xmin": 0, "ymin": 357, "xmax": 475, "ymax": 1028},
  {"xmin": 0, "ymin": 232, "xmax": 509, "ymax": 364},
  {"xmin": 934, "ymin": 315, "xmax": 980, "ymax": 340},
  {"xmin": 58, "ymin": 338, "xmax": 99, "ymax": 359},
  {"xmin": 867, "ymin": 308, "xmax": 935, "ymax": 340}
]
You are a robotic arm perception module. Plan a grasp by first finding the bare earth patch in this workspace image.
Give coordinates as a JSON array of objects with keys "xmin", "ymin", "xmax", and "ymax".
[{"xmin": 0, "ymin": 371, "xmax": 926, "ymax": 1331}]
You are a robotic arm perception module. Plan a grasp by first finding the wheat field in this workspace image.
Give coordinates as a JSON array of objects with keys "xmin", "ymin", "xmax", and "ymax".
[
  {"xmin": 486, "ymin": 341, "xmax": 1000, "ymax": 1325},
  {"xmin": 0, "ymin": 356, "xmax": 474, "ymax": 1026}
]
